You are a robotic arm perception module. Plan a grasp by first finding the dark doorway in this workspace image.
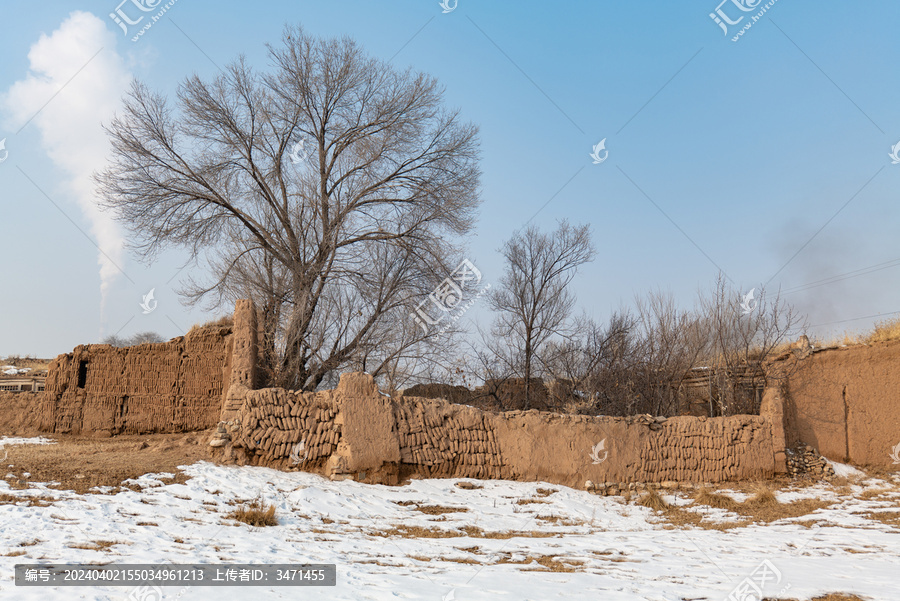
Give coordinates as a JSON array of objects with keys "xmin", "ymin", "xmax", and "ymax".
[{"xmin": 77, "ymin": 361, "xmax": 88, "ymax": 389}]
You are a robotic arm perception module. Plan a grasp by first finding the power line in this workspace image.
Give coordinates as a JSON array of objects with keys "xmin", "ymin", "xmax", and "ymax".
[
  {"xmin": 788, "ymin": 309, "xmax": 900, "ymax": 332},
  {"xmin": 781, "ymin": 256, "xmax": 900, "ymax": 296}
]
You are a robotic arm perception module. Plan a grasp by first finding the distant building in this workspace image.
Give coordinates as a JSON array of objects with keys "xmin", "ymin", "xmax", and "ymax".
[{"xmin": 0, "ymin": 377, "xmax": 45, "ymax": 392}]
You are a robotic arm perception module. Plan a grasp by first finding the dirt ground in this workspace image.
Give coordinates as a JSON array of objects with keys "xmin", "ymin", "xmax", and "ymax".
[{"xmin": 2, "ymin": 431, "xmax": 215, "ymax": 494}]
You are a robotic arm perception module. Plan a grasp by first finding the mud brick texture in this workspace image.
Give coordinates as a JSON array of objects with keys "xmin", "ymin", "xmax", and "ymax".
[{"xmin": 37, "ymin": 324, "xmax": 232, "ymax": 435}]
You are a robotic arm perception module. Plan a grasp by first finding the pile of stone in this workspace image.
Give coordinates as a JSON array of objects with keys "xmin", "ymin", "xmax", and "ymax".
[
  {"xmin": 785, "ymin": 442, "xmax": 836, "ymax": 479},
  {"xmin": 584, "ymin": 480, "xmax": 698, "ymax": 496},
  {"xmin": 627, "ymin": 414, "xmax": 668, "ymax": 431}
]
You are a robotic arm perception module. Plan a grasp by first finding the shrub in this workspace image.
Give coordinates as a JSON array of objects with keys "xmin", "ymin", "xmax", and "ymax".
[{"xmin": 227, "ymin": 499, "xmax": 277, "ymax": 527}]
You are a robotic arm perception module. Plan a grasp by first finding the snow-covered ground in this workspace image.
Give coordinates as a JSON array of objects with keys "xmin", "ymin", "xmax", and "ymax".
[{"xmin": 1, "ymin": 437, "xmax": 898, "ymax": 601}]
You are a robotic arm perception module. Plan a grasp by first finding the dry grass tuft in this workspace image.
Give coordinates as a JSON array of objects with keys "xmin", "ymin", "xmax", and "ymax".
[
  {"xmin": 764, "ymin": 595, "xmax": 867, "ymax": 601},
  {"xmin": 67, "ymin": 540, "xmax": 121, "ymax": 552},
  {"xmin": 817, "ymin": 316, "xmax": 900, "ymax": 348},
  {"xmin": 516, "ymin": 498, "xmax": 550, "ymax": 505},
  {"xmin": 371, "ymin": 525, "xmax": 556, "ymax": 540},
  {"xmin": 746, "ymin": 484, "xmax": 779, "ymax": 507},
  {"xmin": 226, "ymin": 499, "xmax": 278, "ymax": 527},
  {"xmin": 637, "ymin": 489, "xmax": 669, "ymax": 512},
  {"xmin": 495, "ymin": 554, "xmax": 583, "ymax": 572},
  {"xmin": 454, "ymin": 481, "xmax": 483, "ymax": 490},
  {"xmin": 745, "ymin": 498, "xmax": 831, "ymax": 523},
  {"xmin": 439, "ymin": 556, "xmax": 480, "ymax": 564},
  {"xmin": 393, "ymin": 501, "xmax": 467, "ymax": 514},
  {"xmin": 694, "ymin": 488, "xmax": 741, "ymax": 511},
  {"xmin": 414, "ymin": 505, "xmax": 469, "ymax": 515},
  {"xmin": 0, "ymin": 493, "xmax": 54, "ymax": 507},
  {"xmin": 459, "ymin": 525, "xmax": 555, "ymax": 539},
  {"xmin": 857, "ymin": 487, "xmax": 892, "ymax": 501},
  {"xmin": 535, "ymin": 515, "xmax": 585, "ymax": 526},
  {"xmin": 865, "ymin": 317, "xmax": 900, "ymax": 343},
  {"xmin": 372, "ymin": 526, "xmax": 461, "ymax": 539},
  {"xmin": 862, "ymin": 510, "xmax": 900, "ymax": 528},
  {"xmin": 535, "ymin": 488, "xmax": 558, "ymax": 497},
  {"xmin": 189, "ymin": 315, "xmax": 234, "ymax": 333}
]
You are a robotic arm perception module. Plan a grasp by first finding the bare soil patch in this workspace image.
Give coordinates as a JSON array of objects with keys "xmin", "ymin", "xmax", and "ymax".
[{"xmin": 1, "ymin": 431, "xmax": 214, "ymax": 494}]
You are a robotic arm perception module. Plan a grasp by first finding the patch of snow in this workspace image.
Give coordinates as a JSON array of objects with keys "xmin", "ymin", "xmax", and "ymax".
[
  {"xmin": 0, "ymin": 463, "xmax": 897, "ymax": 600},
  {"xmin": 826, "ymin": 459, "xmax": 868, "ymax": 480},
  {"xmin": 0, "ymin": 437, "xmax": 57, "ymax": 447}
]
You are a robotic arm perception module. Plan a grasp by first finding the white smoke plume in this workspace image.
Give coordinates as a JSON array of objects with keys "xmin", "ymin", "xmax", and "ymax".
[{"xmin": 3, "ymin": 11, "xmax": 131, "ymax": 320}]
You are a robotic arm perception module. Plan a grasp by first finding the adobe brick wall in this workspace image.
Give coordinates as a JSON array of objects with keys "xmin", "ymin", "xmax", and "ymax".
[
  {"xmin": 218, "ymin": 299, "xmax": 258, "ymax": 425},
  {"xmin": 213, "ymin": 372, "xmax": 777, "ymax": 487},
  {"xmin": 777, "ymin": 341, "xmax": 900, "ymax": 466},
  {"xmin": 0, "ymin": 391, "xmax": 47, "ymax": 435},
  {"xmin": 37, "ymin": 324, "xmax": 232, "ymax": 435}
]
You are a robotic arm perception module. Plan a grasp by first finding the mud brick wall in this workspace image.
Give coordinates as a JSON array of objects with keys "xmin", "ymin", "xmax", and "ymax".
[
  {"xmin": 773, "ymin": 341, "xmax": 900, "ymax": 466},
  {"xmin": 219, "ymin": 299, "xmax": 257, "ymax": 424},
  {"xmin": 394, "ymin": 399, "xmax": 508, "ymax": 480},
  {"xmin": 218, "ymin": 372, "xmax": 777, "ymax": 487},
  {"xmin": 230, "ymin": 387, "xmax": 340, "ymax": 468},
  {"xmin": 0, "ymin": 391, "xmax": 50, "ymax": 435},
  {"xmin": 627, "ymin": 416, "xmax": 773, "ymax": 482},
  {"xmin": 39, "ymin": 325, "xmax": 232, "ymax": 435}
]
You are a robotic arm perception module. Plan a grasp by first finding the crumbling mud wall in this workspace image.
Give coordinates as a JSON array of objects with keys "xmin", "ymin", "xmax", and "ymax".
[
  {"xmin": 0, "ymin": 391, "xmax": 46, "ymax": 435},
  {"xmin": 212, "ymin": 372, "xmax": 777, "ymax": 487},
  {"xmin": 776, "ymin": 341, "xmax": 900, "ymax": 466},
  {"xmin": 37, "ymin": 325, "xmax": 232, "ymax": 435}
]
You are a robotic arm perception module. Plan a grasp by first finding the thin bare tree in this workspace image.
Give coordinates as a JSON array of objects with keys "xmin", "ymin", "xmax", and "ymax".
[
  {"xmin": 486, "ymin": 221, "xmax": 596, "ymax": 409},
  {"xmin": 698, "ymin": 273, "xmax": 804, "ymax": 415},
  {"xmin": 96, "ymin": 26, "xmax": 481, "ymax": 390}
]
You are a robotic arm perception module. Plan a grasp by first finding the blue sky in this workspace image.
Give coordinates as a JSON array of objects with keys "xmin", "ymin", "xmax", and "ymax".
[{"xmin": 1, "ymin": 0, "xmax": 899, "ymax": 358}]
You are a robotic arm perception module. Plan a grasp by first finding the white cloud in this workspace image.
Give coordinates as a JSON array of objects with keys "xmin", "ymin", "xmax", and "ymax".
[{"xmin": 3, "ymin": 11, "xmax": 131, "ymax": 320}]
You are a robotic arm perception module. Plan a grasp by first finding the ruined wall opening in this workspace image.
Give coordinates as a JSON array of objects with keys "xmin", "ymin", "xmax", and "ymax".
[{"xmin": 77, "ymin": 361, "xmax": 88, "ymax": 389}]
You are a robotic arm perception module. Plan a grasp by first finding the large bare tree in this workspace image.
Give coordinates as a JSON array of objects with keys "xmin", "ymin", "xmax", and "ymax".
[
  {"xmin": 96, "ymin": 26, "xmax": 481, "ymax": 390},
  {"xmin": 486, "ymin": 221, "xmax": 596, "ymax": 408}
]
